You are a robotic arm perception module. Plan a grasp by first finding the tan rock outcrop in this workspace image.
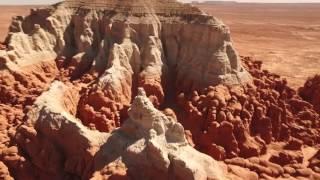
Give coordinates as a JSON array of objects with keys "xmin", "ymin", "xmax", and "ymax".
[
  {"xmin": 93, "ymin": 88, "xmax": 230, "ymax": 180},
  {"xmin": 0, "ymin": 161, "xmax": 13, "ymax": 180},
  {"xmin": 14, "ymin": 82, "xmax": 250, "ymax": 179},
  {"xmin": 3, "ymin": 0, "xmax": 250, "ymax": 97},
  {"xmin": 15, "ymin": 81, "xmax": 109, "ymax": 179},
  {"xmin": 45, "ymin": 0, "xmax": 250, "ymax": 132},
  {"xmin": 0, "ymin": 0, "xmax": 319, "ymax": 179}
]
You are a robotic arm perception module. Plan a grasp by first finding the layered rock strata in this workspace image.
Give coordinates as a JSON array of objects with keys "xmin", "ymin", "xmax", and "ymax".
[
  {"xmin": 0, "ymin": 0, "xmax": 319, "ymax": 179},
  {"xmin": 1, "ymin": 0, "xmax": 251, "ymax": 131}
]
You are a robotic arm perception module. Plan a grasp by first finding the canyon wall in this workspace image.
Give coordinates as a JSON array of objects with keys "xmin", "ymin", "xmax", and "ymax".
[{"xmin": 0, "ymin": 0, "xmax": 319, "ymax": 179}]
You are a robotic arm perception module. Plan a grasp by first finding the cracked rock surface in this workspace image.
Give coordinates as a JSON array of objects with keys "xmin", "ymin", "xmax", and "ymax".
[{"xmin": 0, "ymin": 0, "xmax": 319, "ymax": 179}]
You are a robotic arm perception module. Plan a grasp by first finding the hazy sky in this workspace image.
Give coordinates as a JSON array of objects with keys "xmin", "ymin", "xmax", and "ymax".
[{"xmin": 0, "ymin": 0, "xmax": 320, "ymax": 5}]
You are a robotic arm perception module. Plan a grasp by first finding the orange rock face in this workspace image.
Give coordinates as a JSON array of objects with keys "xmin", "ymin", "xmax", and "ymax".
[
  {"xmin": 0, "ymin": 61, "xmax": 58, "ymax": 106},
  {"xmin": 0, "ymin": 61, "xmax": 59, "ymax": 179},
  {"xmin": 0, "ymin": 55, "xmax": 320, "ymax": 179},
  {"xmin": 91, "ymin": 162, "xmax": 129, "ymax": 180},
  {"xmin": 0, "ymin": 1, "xmax": 319, "ymax": 179},
  {"xmin": 299, "ymin": 75, "xmax": 320, "ymax": 113},
  {"xmin": 78, "ymin": 88, "xmax": 122, "ymax": 132},
  {"xmin": 0, "ymin": 43, "xmax": 6, "ymax": 50},
  {"xmin": 73, "ymin": 57, "xmax": 320, "ymax": 179},
  {"xmin": 0, "ymin": 161, "xmax": 13, "ymax": 180},
  {"xmin": 175, "ymin": 57, "xmax": 320, "ymax": 178}
]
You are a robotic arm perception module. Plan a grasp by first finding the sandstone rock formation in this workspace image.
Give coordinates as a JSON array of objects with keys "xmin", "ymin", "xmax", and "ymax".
[
  {"xmin": 32, "ymin": 0, "xmax": 252, "ymax": 132},
  {"xmin": 299, "ymin": 74, "xmax": 320, "ymax": 113},
  {"xmin": 93, "ymin": 88, "xmax": 231, "ymax": 180},
  {"xmin": 0, "ymin": 0, "xmax": 319, "ymax": 179},
  {"xmin": 0, "ymin": 161, "xmax": 13, "ymax": 180},
  {"xmin": 13, "ymin": 83, "xmax": 252, "ymax": 179},
  {"xmin": 176, "ymin": 57, "xmax": 320, "ymax": 161},
  {"xmin": 14, "ymin": 81, "xmax": 108, "ymax": 179}
]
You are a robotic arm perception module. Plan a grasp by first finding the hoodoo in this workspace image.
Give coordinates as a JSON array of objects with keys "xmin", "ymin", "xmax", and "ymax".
[
  {"xmin": 0, "ymin": 0, "xmax": 253, "ymax": 179},
  {"xmin": 0, "ymin": 0, "xmax": 251, "ymax": 133},
  {"xmin": 0, "ymin": 0, "xmax": 319, "ymax": 179},
  {"xmin": 3, "ymin": 0, "xmax": 251, "ymax": 86}
]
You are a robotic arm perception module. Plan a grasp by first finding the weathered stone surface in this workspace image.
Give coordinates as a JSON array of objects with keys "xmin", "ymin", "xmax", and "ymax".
[
  {"xmin": 3, "ymin": 0, "xmax": 250, "ymax": 94},
  {"xmin": 0, "ymin": 0, "xmax": 319, "ymax": 179},
  {"xmin": 0, "ymin": 0, "xmax": 252, "ymax": 138},
  {"xmin": 93, "ymin": 88, "xmax": 230, "ymax": 180},
  {"xmin": 299, "ymin": 75, "xmax": 320, "ymax": 113},
  {"xmin": 0, "ymin": 161, "xmax": 13, "ymax": 180},
  {"xmin": 177, "ymin": 57, "xmax": 320, "ymax": 162},
  {"xmin": 15, "ymin": 81, "xmax": 109, "ymax": 179},
  {"xmin": 14, "ymin": 84, "xmax": 248, "ymax": 179}
]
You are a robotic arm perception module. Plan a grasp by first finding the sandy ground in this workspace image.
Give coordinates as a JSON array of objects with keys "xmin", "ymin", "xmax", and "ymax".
[
  {"xmin": 196, "ymin": 3, "xmax": 320, "ymax": 88},
  {"xmin": 0, "ymin": 6, "xmax": 35, "ymax": 40},
  {"xmin": 0, "ymin": 4, "xmax": 319, "ymax": 88}
]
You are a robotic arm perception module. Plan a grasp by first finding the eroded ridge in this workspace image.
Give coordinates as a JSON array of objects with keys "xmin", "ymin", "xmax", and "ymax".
[
  {"xmin": 63, "ymin": 0, "xmax": 203, "ymax": 15},
  {"xmin": 0, "ymin": 0, "xmax": 319, "ymax": 179},
  {"xmin": 0, "ymin": 0, "xmax": 251, "ymax": 133},
  {"xmin": 13, "ymin": 84, "xmax": 255, "ymax": 179}
]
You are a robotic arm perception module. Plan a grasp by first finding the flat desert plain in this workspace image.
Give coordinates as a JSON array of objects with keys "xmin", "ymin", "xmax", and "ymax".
[
  {"xmin": 196, "ymin": 3, "xmax": 320, "ymax": 88},
  {"xmin": 0, "ymin": 3, "xmax": 319, "ymax": 88},
  {"xmin": 0, "ymin": 6, "xmax": 35, "ymax": 40}
]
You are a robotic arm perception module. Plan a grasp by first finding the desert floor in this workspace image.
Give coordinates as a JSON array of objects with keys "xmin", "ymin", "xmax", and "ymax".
[
  {"xmin": 196, "ymin": 3, "xmax": 320, "ymax": 88},
  {"xmin": 0, "ymin": 6, "xmax": 34, "ymax": 40},
  {"xmin": 0, "ymin": 4, "xmax": 319, "ymax": 88}
]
